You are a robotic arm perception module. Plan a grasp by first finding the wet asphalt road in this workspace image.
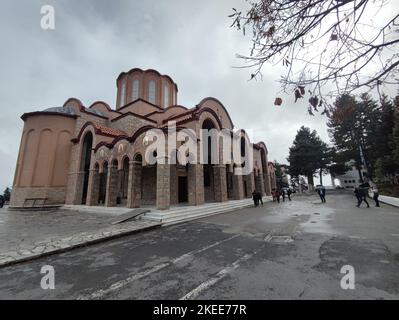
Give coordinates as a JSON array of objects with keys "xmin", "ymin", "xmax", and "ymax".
[{"xmin": 0, "ymin": 192, "xmax": 399, "ymax": 300}]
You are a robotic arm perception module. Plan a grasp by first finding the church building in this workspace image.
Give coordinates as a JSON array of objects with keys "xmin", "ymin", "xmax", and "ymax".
[{"xmin": 10, "ymin": 68, "xmax": 276, "ymax": 210}]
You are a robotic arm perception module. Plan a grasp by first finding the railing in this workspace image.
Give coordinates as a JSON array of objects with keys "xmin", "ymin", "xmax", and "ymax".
[{"xmin": 23, "ymin": 198, "xmax": 48, "ymax": 209}]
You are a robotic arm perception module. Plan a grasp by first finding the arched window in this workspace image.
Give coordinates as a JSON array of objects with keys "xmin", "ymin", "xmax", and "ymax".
[
  {"xmin": 132, "ymin": 79, "xmax": 140, "ymax": 101},
  {"xmin": 148, "ymin": 80, "xmax": 156, "ymax": 104},
  {"xmin": 164, "ymin": 84, "xmax": 169, "ymax": 107},
  {"xmin": 120, "ymin": 80, "xmax": 126, "ymax": 107}
]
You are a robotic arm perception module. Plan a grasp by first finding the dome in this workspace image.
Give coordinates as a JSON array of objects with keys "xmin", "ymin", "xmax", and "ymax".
[
  {"xmin": 85, "ymin": 108, "xmax": 105, "ymax": 116},
  {"xmin": 43, "ymin": 106, "xmax": 77, "ymax": 115}
]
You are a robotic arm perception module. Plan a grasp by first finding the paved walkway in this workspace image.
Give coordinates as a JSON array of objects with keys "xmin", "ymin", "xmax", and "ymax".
[
  {"xmin": 0, "ymin": 198, "xmax": 262, "ymax": 267},
  {"xmin": 379, "ymin": 195, "xmax": 399, "ymax": 208},
  {"xmin": 0, "ymin": 208, "xmax": 161, "ymax": 267},
  {"xmin": 1, "ymin": 193, "xmax": 398, "ymax": 299}
]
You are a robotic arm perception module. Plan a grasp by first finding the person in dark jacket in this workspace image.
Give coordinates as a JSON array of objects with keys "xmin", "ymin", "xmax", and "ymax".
[
  {"xmin": 281, "ymin": 188, "xmax": 286, "ymax": 202},
  {"xmin": 356, "ymin": 187, "xmax": 370, "ymax": 208},
  {"xmin": 252, "ymin": 190, "xmax": 259, "ymax": 207},
  {"xmin": 271, "ymin": 189, "xmax": 276, "ymax": 202},
  {"xmin": 371, "ymin": 185, "xmax": 380, "ymax": 207},
  {"xmin": 287, "ymin": 189, "xmax": 292, "ymax": 201},
  {"xmin": 256, "ymin": 191, "xmax": 264, "ymax": 206},
  {"xmin": 275, "ymin": 189, "xmax": 281, "ymax": 203},
  {"xmin": 317, "ymin": 186, "xmax": 326, "ymax": 203},
  {"xmin": 0, "ymin": 195, "xmax": 4, "ymax": 208},
  {"xmin": 354, "ymin": 187, "xmax": 361, "ymax": 204}
]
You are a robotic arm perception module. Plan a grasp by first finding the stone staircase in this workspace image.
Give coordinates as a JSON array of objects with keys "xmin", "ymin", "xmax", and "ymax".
[
  {"xmin": 144, "ymin": 197, "xmax": 272, "ymax": 226},
  {"xmin": 61, "ymin": 205, "xmax": 137, "ymax": 215}
]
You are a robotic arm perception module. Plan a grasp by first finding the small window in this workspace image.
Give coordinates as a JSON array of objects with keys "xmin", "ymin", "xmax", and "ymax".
[
  {"xmin": 132, "ymin": 80, "xmax": 139, "ymax": 101},
  {"xmin": 120, "ymin": 80, "xmax": 126, "ymax": 107},
  {"xmin": 148, "ymin": 80, "xmax": 156, "ymax": 104},
  {"xmin": 344, "ymin": 180, "xmax": 347, "ymax": 183},
  {"xmin": 164, "ymin": 84, "xmax": 169, "ymax": 107}
]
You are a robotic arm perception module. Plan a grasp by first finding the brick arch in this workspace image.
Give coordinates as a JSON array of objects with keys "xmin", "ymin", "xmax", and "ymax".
[
  {"xmin": 198, "ymin": 110, "xmax": 222, "ymax": 131},
  {"xmin": 98, "ymin": 159, "xmax": 109, "ymax": 173},
  {"xmin": 73, "ymin": 122, "xmax": 102, "ymax": 145},
  {"xmin": 197, "ymin": 97, "xmax": 234, "ymax": 129},
  {"xmin": 120, "ymin": 154, "xmax": 131, "ymax": 167},
  {"xmin": 133, "ymin": 152, "xmax": 144, "ymax": 164}
]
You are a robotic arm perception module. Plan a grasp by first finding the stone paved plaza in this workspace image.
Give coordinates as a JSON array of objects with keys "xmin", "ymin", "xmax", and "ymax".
[
  {"xmin": 1, "ymin": 192, "xmax": 398, "ymax": 299},
  {"xmin": 0, "ymin": 207, "xmax": 161, "ymax": 266}
]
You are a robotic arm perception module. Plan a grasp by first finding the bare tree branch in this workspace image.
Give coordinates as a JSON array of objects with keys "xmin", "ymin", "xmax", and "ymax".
[{"xmin": 230, "ymin": 0, "xmax": 399, "ymax": 113}]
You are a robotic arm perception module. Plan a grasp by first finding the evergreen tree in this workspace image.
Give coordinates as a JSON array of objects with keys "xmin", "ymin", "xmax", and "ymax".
[
  {"xmin": 274, "ymin": 161, "xmax": 288, "ymax": 189},
  {"xmin": 392, "ymin": 96, "xmax": 399, "ymax": 172},
  {"xmin": 2, "ymin": 188, "xmax": 11, "ymax": 202},
  {"xmin": 287, "ymin": 126, "xmax": 330, "ymax": 188},
  {"xmin": 374, "ymin": 94, "xmax": 397, "ymax": 178},
  {"xmin": 327, "ymin": 93, "xmax": 380, "ymax": 181}
]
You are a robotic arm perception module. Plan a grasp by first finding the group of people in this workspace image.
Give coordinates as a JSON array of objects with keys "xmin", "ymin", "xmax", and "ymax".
[
  {"xmin": 354, "ymin": 183, "xmax": 380, "ymax": 208},
  {"xmin": 251, "ymin": 182, "xmax": 381, "ymax": 209},
  {"xmin": 271, "ymin": 188, "xmax": 292, "ymax": 203}
]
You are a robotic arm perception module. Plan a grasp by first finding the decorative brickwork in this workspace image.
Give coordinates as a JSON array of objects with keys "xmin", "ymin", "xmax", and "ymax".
[{"xmin": 11, "ymin": 67, "xmax": 276, "ymax": 210}]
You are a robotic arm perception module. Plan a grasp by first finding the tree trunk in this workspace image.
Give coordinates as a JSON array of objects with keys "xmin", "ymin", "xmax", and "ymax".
[
  {"xmin": 308, "ymin": 174, "xmax": 314, "ymax": 191},
  {"xmin": 319, "ymin": 168, "xmax": 323, "ymax": 185}
]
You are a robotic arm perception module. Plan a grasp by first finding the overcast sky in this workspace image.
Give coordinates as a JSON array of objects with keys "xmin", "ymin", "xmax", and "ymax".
[{"xmin": 0, "ymin": 0, "xmax": 396, "ymax": 192}]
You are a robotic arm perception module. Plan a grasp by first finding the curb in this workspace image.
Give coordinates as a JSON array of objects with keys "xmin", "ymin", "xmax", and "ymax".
[
  {"xmin": 0, "ymin": 223, "xmax": 161, "ymax": 269},
  {"xmin": 0, "ymin": 197, "xmax": 273, "ymax": 268}
]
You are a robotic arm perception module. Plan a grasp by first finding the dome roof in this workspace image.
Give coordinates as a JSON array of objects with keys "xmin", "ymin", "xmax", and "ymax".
[{"xmin": 43, "ymin": 106, "xmax": 77, "ymax": 115}]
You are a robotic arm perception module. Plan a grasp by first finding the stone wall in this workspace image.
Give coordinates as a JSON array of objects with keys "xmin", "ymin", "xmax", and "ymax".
[
  {"xmin": 141, "ymin": 166, "xmax": 156, "ymax": 205},
  {"xmin": 111, "ymin": 114, "xmax": 155, "ymax": 136},
  {"xmin": 10, "ymin": 187, "xmax": 67, "ymax": 207}
]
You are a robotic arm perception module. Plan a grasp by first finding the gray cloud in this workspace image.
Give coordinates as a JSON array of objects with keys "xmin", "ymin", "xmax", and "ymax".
[{"xmin": 0, "ymin": 0, "xmax": 393, "ymax": 191}]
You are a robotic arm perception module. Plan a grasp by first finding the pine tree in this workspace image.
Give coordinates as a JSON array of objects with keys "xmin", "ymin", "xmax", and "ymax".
[
  {"xmin": 287, "ymin": 126, "xmax": 330, "ymax": 188},
  {"xmin": 2, "ymin": 188, "xmax": 11, "ymax": 202},
  {"xmin": 327, "ymin": 93, "xmax": 380, "ymax": 181},
  {"xmin": 392, "ymin": 96, "xmax": 399, "ymax": 172},
  {"xmin": 374, "ymin": 94, "xmax": 397, "ymax": 178}
]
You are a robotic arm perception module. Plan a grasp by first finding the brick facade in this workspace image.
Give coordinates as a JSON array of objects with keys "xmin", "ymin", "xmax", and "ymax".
[{"xmin": 11, "ymin": 68, "xmax": 275, "ymax": 210}]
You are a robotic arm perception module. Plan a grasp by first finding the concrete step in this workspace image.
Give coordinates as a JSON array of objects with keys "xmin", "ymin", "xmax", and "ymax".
[
  {"xmin": 61, "ymin": 205, "xmax": 136, "ymax": 216},
  {"xmin": 145, "ymin": 200, "xmax": 250, "ymax": 218},
  {"xmin": 151, "ymin": 198, "xmax": 255, "ymax": 214},
  {"xmin": 162, "ymin": 204, "xmax": 253, "ymax": 226},
  {"xmin": 144, "ymin": 198, "xmax": 271, "ymax": 226}
]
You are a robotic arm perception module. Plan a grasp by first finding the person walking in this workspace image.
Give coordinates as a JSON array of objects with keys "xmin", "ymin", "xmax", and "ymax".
[
  {"xmin": 354, "ymin": 187, "xmax": 361, "ymax": 205},
  {"xmin": 281, "ymin": 188, "xmax": 286, "ymax": 202},
  {"xmin": 287, "ymin": 188, "xmax": 292, "ymax": 201},
  {"xmin": 0, "ymin": 195, "xmax": 3, "ymax": 208},
  {"xmin": 271, "ymin": 189, "xmax": 276, "ymax": 202},
  {"xmin": 356, "ymin": 187, "xmax": 370, "ymax": 208},
  {"xmin": 371, "ymin": 184, "xmax": 380, "ymax": 207},
  {"xmin": 257, "ymin": 191, "xmax": 264, "ymax": 206},
  {"xmin": 321, "ymin": 186, "xmax": 326, "ymax": 203},
  {"xmin": 275, "ymin": 189, "xmax": 281, "ymax": 203},
  {"xmin": 252, "ymin": 190, "xmax": 259, "ymax": 207},
  {"xmin": 317, "ymin": 186, "xmax": 326, "ymax": 203}
]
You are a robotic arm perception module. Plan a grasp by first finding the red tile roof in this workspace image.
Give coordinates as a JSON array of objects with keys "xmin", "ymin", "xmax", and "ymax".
[{"xmin": 93, "ymin": 123, "xmax": 127, "ymax": 137}]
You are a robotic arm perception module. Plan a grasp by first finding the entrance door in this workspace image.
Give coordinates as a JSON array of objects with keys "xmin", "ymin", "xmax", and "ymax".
[{"xmin": 178, "ymin": 176, "xmax": 188, "ymax": 203}]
